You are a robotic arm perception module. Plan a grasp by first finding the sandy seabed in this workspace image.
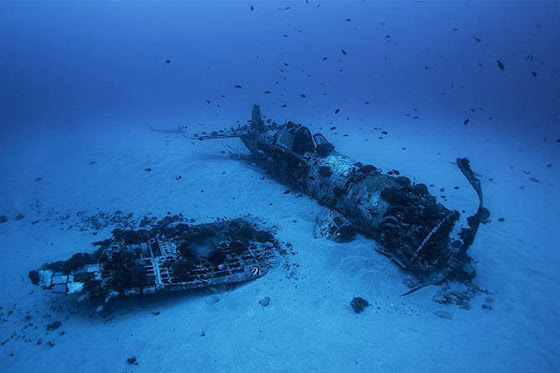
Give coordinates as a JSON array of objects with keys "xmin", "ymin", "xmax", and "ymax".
[{"xmin": 0, "ymin": 115, "xmax": 558, "ymax": 373}]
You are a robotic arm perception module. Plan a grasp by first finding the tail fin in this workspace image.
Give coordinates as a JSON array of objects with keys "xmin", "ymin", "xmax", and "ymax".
[{"xmin": 251, "ymin": 105, "xmax": 264, "ymax": 131}]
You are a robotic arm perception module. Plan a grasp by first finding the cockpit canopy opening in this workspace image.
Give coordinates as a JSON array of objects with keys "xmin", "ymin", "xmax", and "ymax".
[
  {"xmin": 273, "ymin": 124, "xmax": 334, "ymax": 156},
  {"xmin": 274, "ymin": 124, "xmax": 316, "ymax": 155},
  {"xmin": 292, "ymin": 127, "xmax": 315, "ymax": 154},
  {"xmin": 314, "ymin": 133, "xmax": 335, "ymax": 156}
]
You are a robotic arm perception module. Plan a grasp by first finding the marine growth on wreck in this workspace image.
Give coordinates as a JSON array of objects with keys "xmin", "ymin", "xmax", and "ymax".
[
  {"xmin": 30, "ymin": 218, "xmax": 282, "ymax": 300},
  {"xmin": 196, "ymin": 105, "xmax": 487, "ymax": 291}
]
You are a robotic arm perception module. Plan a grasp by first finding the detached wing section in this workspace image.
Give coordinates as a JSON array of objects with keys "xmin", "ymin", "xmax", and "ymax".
[{"xmin": 30, "ymin": 218, "xmax": 281, "ymax": 299}]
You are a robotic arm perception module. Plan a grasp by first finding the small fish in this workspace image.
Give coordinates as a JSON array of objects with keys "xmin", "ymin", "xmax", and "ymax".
[
  {"xmin": 250, "ymin": 267, "xmax": 261, "ymax": 276},
  {"xmin": 525, "ymin": 54, "xmax": 533, "ymax": 62},
  {"xmin": 283, "ymin": 62, "xmax": 289, "ymax": 66},
  {"xmin": 322, "ymin": 56, "xmax": 328, "ymax": 61},
  {"xmin": 341, "ymin": 49, "xmax": 347, "ymax": 56},
  {"xmin": 531, "ymin": 71, "xmax": 537, "ymax": 77},
  {"xmin": 334, "ymin": 108, "xmax": 340, "ymax": 114},
  {"xmin": 234, "ymin": 84, "xmax": 243, "ymax": 88},
  {"xmin": 496, "ymin": 60, "xmax": 504, "ymax": 70},
  {"xmin": 206, "ymin": 99, "xmax": 210, "ymax": 104},
  {"xmin": 364, "ymin": 101, "xmax": 370, "ymax": 104},
  {"xmin": 264, "ymin": 90, "xmax": 272, "ymax": 94},
  {"xmin": 165, "ymin": 59, "xmax": 171, "ymax": 64},
  {"xmin": 463, "ymin": 118, "xmax": 470, "ymax": 125},
  {"xmin": 300, "ymin": 94, "xmax": 307, "ymax": 98},
  {"xmin": 145, "ymin": 168, "xmax": 152, "ymax": 172},
  {"xmin": 346, "ymin": 18, "xmax": 351, "ymax": 22},
  {"xmin": 250, "ymin": 4, "xmax": 254, "ymax": 11},
  {"xmin": 220, "ymin": 94, "xmax": 225, "ymax": 98},
  {"xmin": 473, "ymin": 36, "xmax": 481, "ymax": 43},
  {"xmin": 281, "ymin": 104, "xmax": 287, "ymax": 108}
]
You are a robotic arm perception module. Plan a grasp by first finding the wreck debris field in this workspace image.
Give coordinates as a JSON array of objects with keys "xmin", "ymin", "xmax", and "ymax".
[{"xmin": 1, "ymin": 2, "xmax": 559, "ymax": 372}]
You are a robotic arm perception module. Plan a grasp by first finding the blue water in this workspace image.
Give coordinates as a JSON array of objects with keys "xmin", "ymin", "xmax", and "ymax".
[{"xmin": 1, "ymin": 2, "xmax": 559, "ymax": 372}]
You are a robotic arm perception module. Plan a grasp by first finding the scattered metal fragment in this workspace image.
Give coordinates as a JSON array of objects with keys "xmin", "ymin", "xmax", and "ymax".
[
  {"xmin": 259, "ymin": 296, "xmax": 270, "ymax": 307},
  {"xmin": 314, "ymin": 209, "xmax": 356, "ymax": 243},
  {"xmin": 350, "ymin": 297, "xmax": 370, "ymax": 313}
]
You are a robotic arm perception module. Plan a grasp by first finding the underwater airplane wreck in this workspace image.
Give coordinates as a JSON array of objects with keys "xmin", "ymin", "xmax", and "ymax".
[
  {"xmin": 194, "ymin": 105, "xmax": 488, "ymax": 294},
  {"xmin": 30, "ymin": 105, "xmax": 487, "ymax": 302}
]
